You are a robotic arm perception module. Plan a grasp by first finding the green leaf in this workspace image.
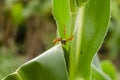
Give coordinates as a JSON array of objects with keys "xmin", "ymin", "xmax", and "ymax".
[
  {"xmin": 101, "ymin": 60, "xmax": 116, "ymax": 80},
  {"xmin": 91, "ymin": 55, "xmax": 111, "ymax": 80},
  {"xmin": 52, "ymin": 0, "xmax": 79, "ymax": 54},
  {"xmin": 70, "ymin": 0, "xmax": 110, "ymax": 79},
  {"xmin": 52, "ymin": 0, "xmax": 71, "ymax": 38},
  {"xmin": 2, "ymin": 72, "xmax": 23, "ymax": 80},
  {"xmin": 2, "ymin": 45, "xmax": 68, "ymax": 80},
  {"xmin": 91, "ymin": 64, "xmax": 111, "ymax": 80}
]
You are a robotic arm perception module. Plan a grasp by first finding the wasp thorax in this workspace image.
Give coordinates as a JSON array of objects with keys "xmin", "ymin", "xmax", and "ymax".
[{"xmin": 61, "ymin": 39, "xmax": 67, "ymax": 45}]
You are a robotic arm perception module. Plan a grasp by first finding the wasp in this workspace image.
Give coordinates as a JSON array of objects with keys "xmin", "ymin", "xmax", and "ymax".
[{"xmin": 53, "ymin": 26, "xmax": 74, "ymax": 45}]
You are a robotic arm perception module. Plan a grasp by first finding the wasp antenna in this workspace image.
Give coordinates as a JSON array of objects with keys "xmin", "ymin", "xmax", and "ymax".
[
  {"xmin": 66, "ymin": 35, "xmax": 74, "ymax": 42},
  {"xmin": 64, "ymin": 25, "xmax": 66, "ymax": 38}
]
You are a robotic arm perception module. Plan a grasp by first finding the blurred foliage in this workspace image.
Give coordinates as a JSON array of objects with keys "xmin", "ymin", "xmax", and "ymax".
[
  {"xmin": 99, "ymin": 0, "xmax": 120, "ymax": 70},
  {"xmin": 4, "ymin": 0, "xmax": 51, "ymax": 24},
  {"xmin": 11, "ymin": 3, "xmax": 24, "ymax": 25},
  {"xmin": 0, "ymin": 48, "xmax": 24, "ymax": 79},
  {"xmin": 0, "ymin": 0, "xmax": 54, "ymax": 79},
  {"xmin": 105, "ymin": 0, "xmax": 120, "ymax": 59}
]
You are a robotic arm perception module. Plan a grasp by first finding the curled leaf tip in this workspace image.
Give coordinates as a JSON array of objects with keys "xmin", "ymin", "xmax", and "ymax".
[{"xmin": 76, "ymin": 0, "xmax": 89, "ymax": 7}]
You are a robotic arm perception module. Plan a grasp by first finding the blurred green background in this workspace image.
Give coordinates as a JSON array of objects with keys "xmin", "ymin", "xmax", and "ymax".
[{"xmin": 0, "ymin": 0, "xmax": 120, "ymax": 80}]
